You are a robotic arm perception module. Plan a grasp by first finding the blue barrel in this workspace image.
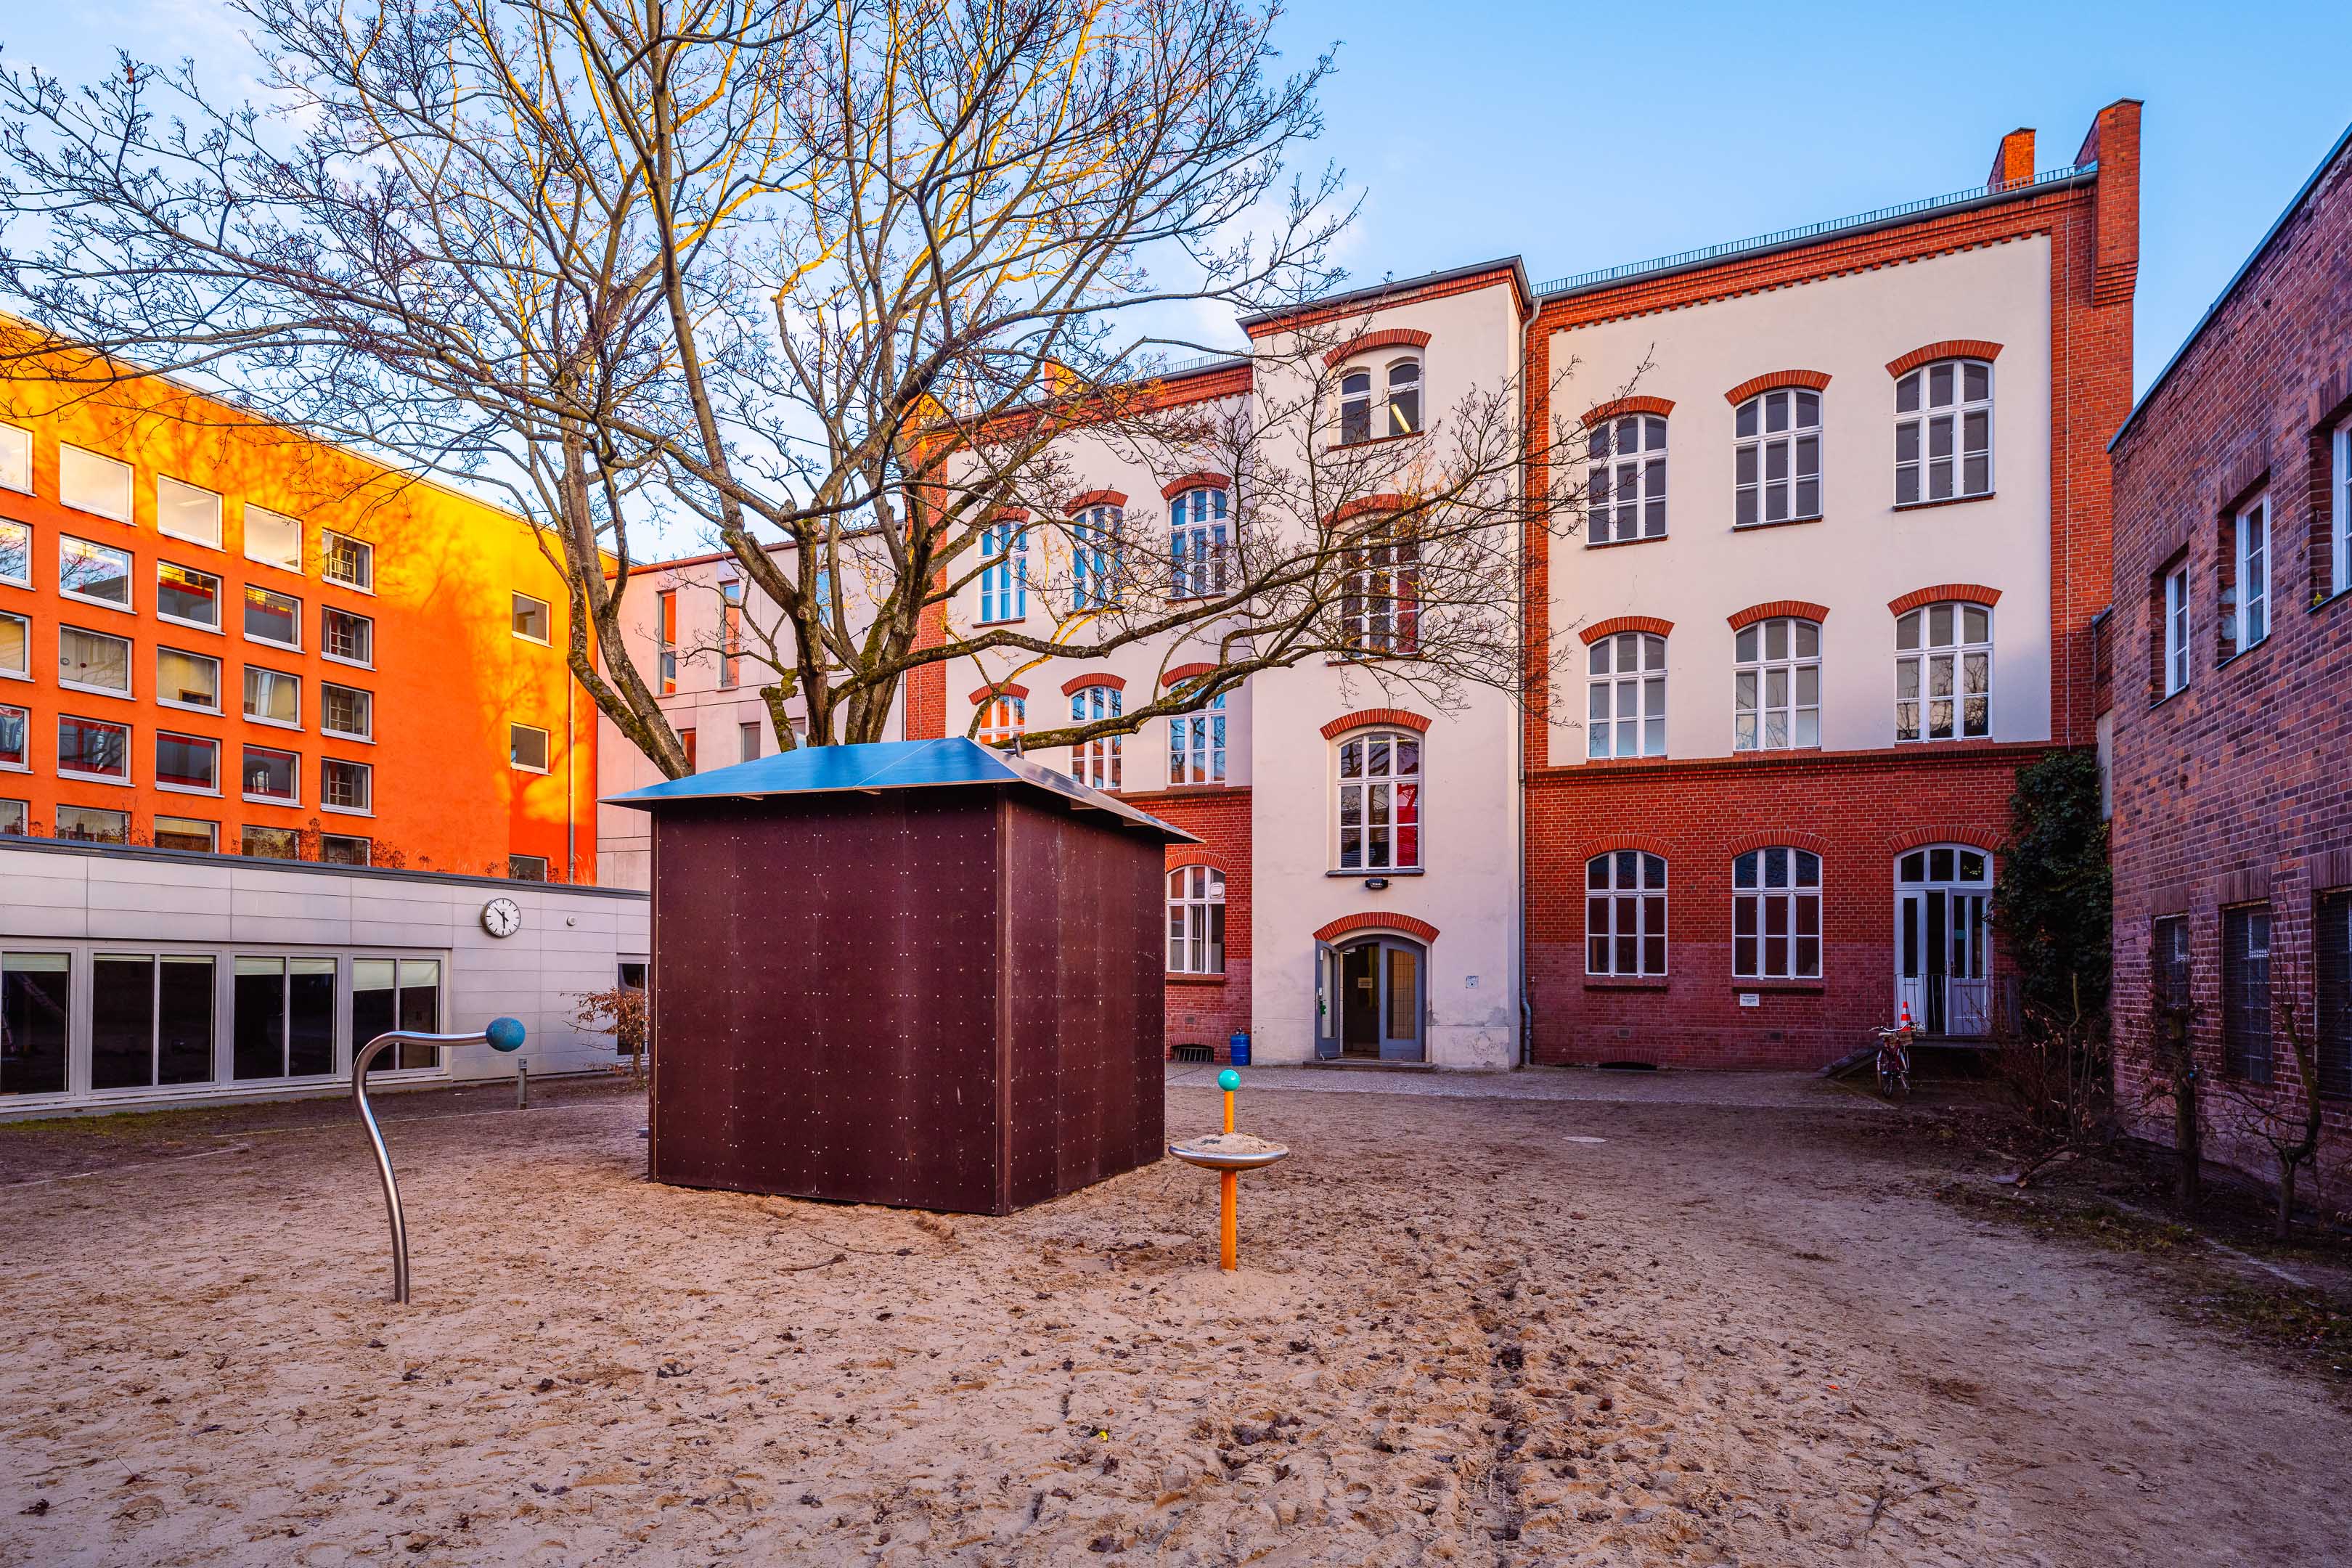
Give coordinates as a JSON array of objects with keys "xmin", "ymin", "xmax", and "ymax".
[{"xmin": 1228, "ymin": 1031, "xmax": 1251, "ymax": 1068}]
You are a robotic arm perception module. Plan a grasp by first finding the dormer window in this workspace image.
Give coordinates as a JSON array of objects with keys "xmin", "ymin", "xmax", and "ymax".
[{"xmin": 1336, "ymin": 356, "xmax": 1423, "ymax": 446}]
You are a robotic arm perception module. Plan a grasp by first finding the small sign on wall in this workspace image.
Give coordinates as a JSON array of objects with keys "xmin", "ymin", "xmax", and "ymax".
[
  {"xmin": 1738, "ymin": 992, "xmax": 1760, "ymax": 1008},
  {"xmin": 1465, "ymin": 974, "xmax": 1480, "ymax": 989}
]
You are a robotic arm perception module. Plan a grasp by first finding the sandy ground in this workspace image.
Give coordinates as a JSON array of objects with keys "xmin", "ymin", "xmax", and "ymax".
[{"xmin": 4, "ymin": 1071, "xmax": 2350, "ymax": 1567}]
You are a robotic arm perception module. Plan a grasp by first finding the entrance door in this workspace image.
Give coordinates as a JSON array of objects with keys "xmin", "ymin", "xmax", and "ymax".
[
  {"xmin": 1336, "ymin": 936, "xmax": 1425, "ymax": 1062},
  {"xmin": 1896, "ymin": 846, "xmax": 1993, "ymax": 1037},
  {"xmin": 1313, "ymin": 941, "xmax": 1340, "ymax": 1059}
]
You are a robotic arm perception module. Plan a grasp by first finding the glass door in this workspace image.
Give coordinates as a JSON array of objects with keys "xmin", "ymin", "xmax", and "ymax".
[{"xmin": 1895, "ymin": 847, "xmax": 1992, "ymax": 1037}]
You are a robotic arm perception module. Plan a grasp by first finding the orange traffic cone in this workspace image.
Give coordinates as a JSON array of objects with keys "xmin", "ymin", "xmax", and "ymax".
[{"xmin": 1899, "ymin": 1002, "xmax": 1914, "ymax": 1031}]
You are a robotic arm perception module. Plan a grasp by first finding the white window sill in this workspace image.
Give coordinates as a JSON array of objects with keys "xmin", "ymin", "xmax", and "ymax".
[
  {"xmin": 58, "ymin": 680, "xmax": 134, "ymax": 702},
  {"xmin": 242, "ymin": 554, "xmax": 303, "ymax": 574},
  {"xmin": 243, "ymin": 793, "xmax": 301, "ymax": 807},
  {"xmin": 1325, "ymin": 867, "xmax": 1425, "ymax": 878},
  {"xmin": 319, "ymin": 801, "xmax": 374, "ymax": 817},
  {"xmin": 511, "ymin": 763, "xmax": 551, "ymax": 776},
  {"xmin": 324, "ymin": 579, "xmax": 375, "ymax": 596},
  {"xmin": 322, "ymin": 652, "xmax": 374, "ymax": 671},
  {"xmin": 243, "ymin": 634, "xmax": 303, "ymax": 654},
  {"xmin": 1891, "ymin": 491, "xmax": 1996, "ymax": 513},
  {"xmin": 243, "ymin": 714, "xmax": 304, "ymax": 733},
  {"xmin": 158, "ymin": 529, "xmax": 224, "ymax": 552},
  {"xmin": 157, "ymin": 698, "xmax": 223, "ymax": 716},
  {"xmin": 0, "ymin": 667, "xmax": 29, "ymax": 682},
  {"xmin": 58, "ymin": 770, "xmax": 135, "ymax": 788},
  {"xmin": 62, "ymin": 504, "xmax": 132, "ymax": 524},
  {"xmin": 513, "ymin": 632, "xmax": 552, "ymax": 648},
  {"xmin": 322, "ymin": 729, "xmax": 374, "ymax": 746},
  {"xmin": 0, "ymin": 576, "xmax": 30, "ymax": 591},
  {"xmin": 0, "ymin": 759, "xmax": 29, "ymax": 773},
  {"xmin": 156, "ymin": 613, "xmax": 224, "ymax": 636},
  {"xmin": 59, "ymin": 592, "xmax": 134, "ymax": 615},
  {"xmin": 155, "ymin": 780, "xmax": 223, "ymax": 798}
]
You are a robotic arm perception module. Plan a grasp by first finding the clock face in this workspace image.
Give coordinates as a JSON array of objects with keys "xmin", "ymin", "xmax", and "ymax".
[{"xmin": 482, "ymin": 897, "xmax": 523, "ymax": 938}]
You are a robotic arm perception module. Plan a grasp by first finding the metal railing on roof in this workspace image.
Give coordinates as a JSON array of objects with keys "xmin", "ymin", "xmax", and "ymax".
[{"xmin": 1531, "ymin": 163, "xmax": 2096, "ymax": 298}]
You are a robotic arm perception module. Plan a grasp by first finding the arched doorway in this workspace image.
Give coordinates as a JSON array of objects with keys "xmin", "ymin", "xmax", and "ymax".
[
  {"xmin": 1895, "ymin": 845, "xmax": 1993, "ymax": 1037},
  {"xmin": 1315, "ymin": 934, "xmax": 1425, "ymax": 1062}
]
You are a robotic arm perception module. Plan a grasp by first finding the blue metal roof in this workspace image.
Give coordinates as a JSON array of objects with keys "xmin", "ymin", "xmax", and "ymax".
[{"xmin": 603, "ymin": 736, "xmax": 1199, "ymax": 842}]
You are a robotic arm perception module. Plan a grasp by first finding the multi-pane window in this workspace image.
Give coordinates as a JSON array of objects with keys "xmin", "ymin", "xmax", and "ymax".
[
  {"xmin": 322, "ymin": 531, "xmax": 373, "ymax": 590},
  {"xmin": 1587, "ymin": 632, "xmax": 1666, "ymax": 759},
  {"xmin": 2222, "ymin": 904, "xmax": 2272, "ymax": 1083},
  {"xmin": 513, "ymin": 591, "xmax": 551, "ymax": 643},
  {"xmin": 0, "ymin": 612, "xmax": 24, "ymax": 679},
  {"xmin": 2318, "ymin": 892, "xmax": 2351, "ymax": 1101},
  {"xmin": 1734, "ymin": 388, "xmax": 1821, "ymax": 526},
  {"xmin": 1336, "ymin": 729, "xmax": 1421, "ymax": 871},
  {"xmin": 1167, "ymin": 866, "xmax": 1226, "ymax": 975},
  {"xmin": 59, "ymin": 626, "xmax": 132, "ymax": 695},
  {"xmin": 158, "ymin": 563, "xmax": 222, "ymax": 628},
  {"xmin": 2163, "ymin": 562, "xmax": 2190, "ymax": 697},
  {"xmin": 1895, "ymin": 359, "xmax": 1992, "ymax": 503},
  {"xmin": 322, "ymin": 758, "xmax": 372, "ymax": 812},
  {"xmin": 0, "ymin": 424, "xmax": 28, "ymax": 493},
  {"xmin": 244, "ymin": 585, "xmax": 301, "ymax": 648},
  {"xmin": 1339, "ymin": 367, "xmax": 1373, "ymax": 445},
  {"xmin": 1385, "ymin": 359, "xmax": 1421, "ymax": 436},
  {"xmin": 2233, "ymin": 494, "xmax": 2269, "ymax": 651},
  {"xmin": 158, "ymin": 648, "xmax": 221, "ymax": 711},
  {"xmin": 0, "ymin": 518, "xmax": 26, "ymax": 586},
  {"xmin": 2335, "ymin": 420, "xmax": 2352, "ymax": 599},
  {"xmin": 155, "ymin": 731, "xmax": 219, "ymax": 792},
  {"xmin": 717, "ymin": 579, "xmax": 743, "ymax": 688},
  {"xmin": 244, "ymin": 666, "xmax": 301, "ymax": 727},
  {"xmin": 354, "ymin": 957, "xmax": 443, "ymax": 1071},
  {"xmin": 1734, "ymin": 618, "xmax": 1819, "ymax": 750},
  {"xmin": 322, "ymin": 682, "xmax": 372, "ymax": 740},
  {"xmin": 58, "ymin": 444, "xmax": 131, "ymax": 520},
  {"xmin": 93, "ymin": 954, "xmax": 218, "ymax": 1090},
  {"xmin": 1588, "ymin": 415, "xmax": 1667, "ymax": 544},
  {"xmin": 1340, "ymin": 518, "xmax": 1420, "ymax": 655},
  {"xmin": 0, "ymin": 703, "xmax": 25, "ymax": 768},
  {"xmin": 240, "ymin": 744, "xmax": 299, "ymax": 801},
  {"xmin": 59, "ymin": 536, "xmax": 132, "ymax": 608},
  {"xmin": 979, "ymin": 521, "xmax": 1027, "ymax": 623},
  {"xmin": 1169, "ymin": 486, "xmax": 1230, "ymax": 600},
  {"xmin": 57, "ymin": 804, "xmax": 130, "ymax": 842},
  {"xmin": 58, "ymin": 715, "xmax": 130, "ymax": 780},
  {"xmin": 157, "ymin": 477, "xmax": 224, "ymax": 549},
  {"xmin": 1072, "ymin": 504, "xmax": 1122, "ymax": 610},
  {"xmin": 1895, "ymin": 603, "xmax": 1991, "ymax": 742},
  {"xmin": 977, "ymin": 693, "xmax": 1024, "ymax": 746},
  {"xmin": 1336, "ymin": 356, "xmax": 1421, "ymax": 446},
  {"xmin": 232, "ymin": 955, "xmax": 338, "ymax": 1079},
  {"xmin": 1733, "ymin": 846, "xmax": 1822, "ymax": 979},
  {"xmin": 1169, "ymin": 693, "xmax": 1228, "ymax": 785},
  {"xmin": 322, "ymin": 605, "xmax": 372, "ymax": 665},
  {"xmin": 1069, "ymin": 684, "xmax": 1122, "ymax": 790},
  {"xmin": 511, "ymin": 722, "xmax": 551, "ymax": 772},
  {"xmin": 243, "ymin": 506, "xmax": 301, "ymax": 571},
  {"xmin": 1586, "ymin": 851, "xmax": 1667, "ymax": 976},
  {"xmin": 657, "ymin": 589, "xmax": 678, "ymax": 693}
]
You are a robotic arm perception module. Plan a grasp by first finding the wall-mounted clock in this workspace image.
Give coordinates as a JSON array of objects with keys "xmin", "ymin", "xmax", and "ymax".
[{"xmin": 481, "ymin": 897, "xmax": 523, "ymax": 938}]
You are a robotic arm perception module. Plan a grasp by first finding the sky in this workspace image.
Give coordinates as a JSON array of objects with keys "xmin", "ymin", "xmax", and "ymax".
[{"xmin": 4, "ymin": 0, "xmax": 2350, "ymax": 402}]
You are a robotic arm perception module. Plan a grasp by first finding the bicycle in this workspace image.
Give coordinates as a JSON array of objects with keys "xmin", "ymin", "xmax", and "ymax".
[{"xmin": 1873, "ymin": 1009, "xmax": 1916, "ymax": 1101}]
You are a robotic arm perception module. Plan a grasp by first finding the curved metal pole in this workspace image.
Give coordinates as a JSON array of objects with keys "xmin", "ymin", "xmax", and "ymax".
[{"xmin": 352, "ymin": 1029, "xmax": 494, "ymax": 1304}]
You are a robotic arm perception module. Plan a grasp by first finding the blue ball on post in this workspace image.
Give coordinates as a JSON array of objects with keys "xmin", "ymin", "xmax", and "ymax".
[
  {"xmin": 1217, "ymin": 1068, "xmax": 1241, "ymax": 1092},
  {"xmin": 486, "ymin": 1016, "xmax": 527, "ymax": 1054}
]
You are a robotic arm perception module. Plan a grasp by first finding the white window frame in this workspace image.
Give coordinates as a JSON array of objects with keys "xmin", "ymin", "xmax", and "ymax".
[
  {"xmin": 1169, "ymin": 486, "xmax": 1230, "ymax": 600},
  {"xmin": 1340, "ymin": 518, "xmax": 1420, "ymax": 655},
  {"xmin": 1384, "ymin": 356, "xmax": 1421, "ymax": 438},
  {"xmin": 57, "ymin": 534, "xmax": 134, "ymax": 612},
  {"xmin": 1167, "ymin": 866, "xmax": 1226, "ymax": 975},
  {"xmin": 977, "ymin": 693, "xmax": 1024, "ymax": 747},
  {"xmin": 1734, "ymin": 388, "xmax": 1822, "ymax": 526},
  {"xmin": 156, "ymin": 646, "xmax": 223, "ymax": 714},
  {"xmin": 322, "ymin": 530, "xmax": 374, "ymax": 592},
  {"xmin": 738, "ymin": 719, "xmax": 761, "ymax": 764},
  {"xmin": 1069, "ymin": 684, "xmax": 1121, "ymax": 790},
  {"xmin": 1587, "ymin": 413, "xmax": 1668, "ymax": 544},
  {"xmin": 2163, "ymin": 561, "xmax": 2190, "ymax": 697},
  {"xmin": 1072, "ymin": 504, "xmax": 1122, "ymax": 611},
  {"xmin": 1168, "ymin": 693, "xmax": 1227, "ymax": 785},
  {"xmin": 1586, "ymin": 850, "xmax": 1668, "ymax": 977},
  {"xmin": 1334, "ymin": 727, "xmax": 1422, "ymax": 872},
  {"xmin": 154, "ymin": 729, "xmax": 221, "ymax": 796},
  {"xmin": 0, "ymin": 518, "xmax": 30, "ymax": 587},
  {"xmin": 0, "ymin": 703, "xmax": 27, "ymax": 771},
  {"xmin": 1895, "ymin": 359, "xmax": 1993, "ymax": 504},
  {"xmin": 0, "ymin": 611, "xmax": 28, "ymax": 682},
  {"xmin": 57, "ymin": 713, "xmax": 133, "ymax": 785},
  {"xmin": 1733, "ymin": 846, "xmax": 1823, "ymax": 979},
  {"xmin": 1895, "ymin": 602, "xmax": 1993, "ymax": 743},
  {"xmin": 1337, "ymin": 366, "xmax": 1373, "ymax": 446},
  {"xmin": 242, "ymin": 665, "xmax": 303, "ymax": 730},
  {"xmin": 321, "ymin": 757, "xmax": 373, "ymax": 815},
  {"xmin": 321, "ymin": 605, "xmax": 374, "ymax": 668},
  {"xmin": 58, "ymin": 624, "xmax": 134, "ymax": 699},
  {"xmin": 1586, "ymin": 631, "xmax": 1666, "ymax": 759},
  {"xmin": 2234, "ymin": 493, "xmax": 2269, "ymax": 652},
  {"xmin": 240, "ymin": 743, "xmax": 301, "ymax": 804},
  {"xmin": 242, "ymin": 505, "xmax": 302, "ymax": 572},
  {"xmin": 243, "ymin": 584, "xmax": 303, "ymax": 650},
  {"xmin": 0, "ymin": 797, "xmax": 27, "ymax": 830},
  {"xmin": 0, "ymin": 423, "xmax": 29, "ymax": 494},
  {"xmin": 510, "ymin": 722, "xmax": 551, "ymax": 774},
  {"xmin": 513, "ymin": 590, "xmax": 552, "ymax": 645},
  {"xmin": 157, "ymin": 561, "xmax": 224, "ymax": 632},
  {"xmin": 57, "ymin": 804, "xmax": 131, "ymax": 840},
  {"xmin": 2335, "ymin": 419, "xmax": 2352, "ymax": 598},
  {"xmin": 152, "ymin": 815, "xmax": 218, "ymax": 853},
  {"xmin": 979, "ymin": 522, "xmax": 1027, "ymax": 624},
  {"xmin": 58, "ymin": 444, "xmax": 132, "ymax": 521},
  {"xmin": 321, "ymin": 682, "xmax": 374, "ymax": 742},
  {"xmin": 156, "ymin": 476, "xmax": 224, "ymax": 550},
  {"xmin": 1734, "ymin": 618, "xmax": 1820, "ymax": 751}
]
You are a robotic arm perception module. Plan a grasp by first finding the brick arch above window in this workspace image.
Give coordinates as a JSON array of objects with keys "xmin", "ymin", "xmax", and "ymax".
[
  {"xmin": 1323, "ymin": 327, "xmax": 1431, "ymax": 369},
  {"xmin": 1723, "ymin": 369, "xmax": 1832, "ymax": 406},
  {"xmin": 1327, "ymin": 493, "xmax": 1408, "ymax": 526},
  {"xmin": 1889, "ymin": 825, "xmax": 2000, "ymax": 855},
  {"xmin": 1885, "ymin": 339, "xmax": 2003, "ymax": 379},
  {"xmin": 1725, "ymin": 829, "xmax": 1834, "ymax": 859},
  {"xmin": 1067, "ymin": 489, "xmax": 1127, "ymax": 511},
  {"xmin": 1160, "ymin": 661, "xmax": 1222, "ymax": 688},
  {"xmin": 1726, "ymin": 600, "xmax": 1831, "ymax": 632},
  {"xmin": 1577, "ymin": 615, "xmax": 1673, "ymax": 645},
  {"xmin": 967, "ymin": 682, "xmax": 1029, "ymax": 705},
  {"xmin": 1159, "ymin": 471, "xmax": 1232, "ymax": 500},
  {"xmin": 1887, "ymin": 583, "xmax": 2001, "ymax": 617},
  {"xmin": 1314, "ymin": 912, "xmax": 1441, "ymax": 945},
  {"xmin": 1060, "ymin": 672, "xmax": 1128, "ymax": 696},
  {"xmin": 1580, "ymin": 833, "xmax": 1675, "ymax": 862},
  {"xmin": 1319, "ymin": 707, "xmax": 1432, "ymax": 740},
  {"xmin": 989, "ymin": 506, "xmax": 1031, "ymax": 523},
  {"xmin": 1166, "ymin": 847, "xmax": 1230, "ymax": 873},
  {"xmin": 1581, "ymin": 394, "xmax": 1675, "ymax": 428}
]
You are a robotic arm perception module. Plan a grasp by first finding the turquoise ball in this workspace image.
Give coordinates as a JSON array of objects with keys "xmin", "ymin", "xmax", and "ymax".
[
  {"xmin": 486, "ymin": 1017, "xmax": 527, "ymax": 1053},
  {"xmin": 1217, "ymin": 1069, "xmax": 1241, "ymax": 1091}
]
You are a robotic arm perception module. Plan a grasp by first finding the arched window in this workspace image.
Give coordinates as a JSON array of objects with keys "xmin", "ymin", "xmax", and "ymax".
[
  {"xmin": 1167, "ymin": 866, "xmax": 1225, "ymax": 974},
  {"xmin": 1735, "ymin": 388, "xmax": 1821, "ymax": 526},
  {"xmin": 1588, "ymin": 413, "xmax": 1667, "ymax": 544},
  {"xmin": 978, "ymin": 694, "xmax": 1024, "ymax": 746},
  {"xmin": 1339, "ymin": 368, "xmax": 1373, "ymax": 446},
  {"xmin": 1895, "ymin": 602, "xmax": 1991, "ymax": 741},
  {"xmin": 1734, "ymin": 617, "xmax": 1820, "ymax": 750},
  {"xmin": 1341, "ymin": 518, "xmax": 1420, "ymax": 655},
  {"xmin": 1734, "ymin": 846, "xmax": 1821, "ymax": 979},
  {"xmin": 1070, "ymin": 682, "xmax": 1122, "ymax": 789},
  {"xmin": 1169, "ymin": 486, "xmax": 1230, "ymax": 600},
  {"xmin": 979, "ymin": 519, "xmax": 1027, "ymax": 623},
  {"xmin": 1169, "ymin": 692, "xmax": 1226, "ymax": 785},
  {"xmin": 1587, "ymin": 631, "xmax": 1665, "ymax": 759},
  {"xmin": 1385, "ymin": 357, "xmax": 1421, "ymax": 437},
  {"xmin": 1072, "ymin": 502, "xmax": 1122, "ymax": 611},
  {"xmin": 1336, "ymin": 356, "xmax": 1422, "ymax": 446},
  {"xmin": 1895, "ymin": 359, "xmax": 1991, "ymax": 503},
  {"xmin": 1336, "ymin": 728, "xmax": 1421, "ymax": 871},
  {"xmin": 1587, "ymin": 851, "xmax": 1667, "ymax": 976}
]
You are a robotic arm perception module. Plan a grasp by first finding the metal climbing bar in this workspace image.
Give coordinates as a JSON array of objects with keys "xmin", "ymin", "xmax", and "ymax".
[{"xmin": 351, "ymin": 1018, "xmax": 526, "ymax": 1303}]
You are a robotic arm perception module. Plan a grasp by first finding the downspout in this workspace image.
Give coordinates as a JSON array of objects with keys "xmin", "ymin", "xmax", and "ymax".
[{"xmin": 565, "ymin": 664, "xmax": 578, "ymax": 882}]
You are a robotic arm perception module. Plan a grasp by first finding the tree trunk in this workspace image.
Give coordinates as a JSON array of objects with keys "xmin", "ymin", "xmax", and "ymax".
[
  {"xmin": 2275, "ymin": 1159, "xmax": 2298, "ymax": 1241},
  {"xmin": 2173, "ymin": 1071, "xmax": 2202, "ymax": 1206}
]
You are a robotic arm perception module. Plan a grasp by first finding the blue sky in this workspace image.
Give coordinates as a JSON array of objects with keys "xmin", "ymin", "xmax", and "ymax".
[{"xmin": 5, "ymin": 0, "xmax": 2350, "ymax": 397}]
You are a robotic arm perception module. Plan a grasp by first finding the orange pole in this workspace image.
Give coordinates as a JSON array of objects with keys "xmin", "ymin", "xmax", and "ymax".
[
  {"xmin": 1222, "ymin": 1089, "xmax": 1235, "ymax": 1134},
  {"xmin": 1220, "ymin": 1171, "xmax": 1238, "ymax": 1270}
]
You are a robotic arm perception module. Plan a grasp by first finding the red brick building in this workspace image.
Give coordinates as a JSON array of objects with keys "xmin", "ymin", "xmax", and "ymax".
[{"xmin": 2107, "ymin": 123, "xmax": 2352, "ymax": 1177}]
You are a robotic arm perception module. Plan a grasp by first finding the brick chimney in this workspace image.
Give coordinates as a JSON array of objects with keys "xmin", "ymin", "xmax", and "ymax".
[
  {"xmin": 2078, "ymin": 99, "xmax": 2144, "ymax": 307},
  {"xmin": 1988, "ymin": 127, "xmax": 2036, "ymax": 190}
]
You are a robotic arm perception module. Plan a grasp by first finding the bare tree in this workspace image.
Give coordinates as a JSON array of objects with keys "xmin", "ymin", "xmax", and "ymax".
[
  {"xmin": 2208, "ymin": 970, "xmax": 2331, "ymax": 1241},
  {"xmin": 2144, "ymin": 947, "xmax": 2204, "ymax": 1206},
  {"xmin": 0, "ymin": 1, "xmax": 1595, "ymax": 777}
]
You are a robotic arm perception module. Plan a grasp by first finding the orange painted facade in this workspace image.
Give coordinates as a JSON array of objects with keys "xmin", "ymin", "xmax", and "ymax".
[{"xmin": 0, "ymin": 357, "xmax": 594, "ymax": 879}]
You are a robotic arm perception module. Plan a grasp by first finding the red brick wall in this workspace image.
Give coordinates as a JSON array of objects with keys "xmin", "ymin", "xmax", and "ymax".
[
  {"xmin": 2108, "ymin": 130, "xmax": 2352, "ymax": 1182},
  {"xmin": 1127, "ymin": 786, "xmax": 1254, "ymax": 1060},
  {"xmin": 1527, "ymin": 746, "xmax": 2042, "ymax": 1069}
]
